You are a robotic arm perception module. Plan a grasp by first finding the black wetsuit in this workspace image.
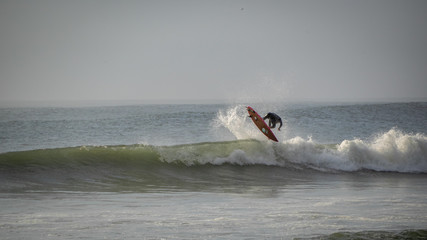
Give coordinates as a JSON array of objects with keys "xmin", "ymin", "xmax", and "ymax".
[{"xmin": 263, "ymin": 112, "xmax": 283, "ymax": 130}]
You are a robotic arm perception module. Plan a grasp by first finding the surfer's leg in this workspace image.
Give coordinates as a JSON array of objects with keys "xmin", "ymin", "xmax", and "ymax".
[{"xmin": 271, "ymin": 121, "xmax": 276, "ymax": 129}]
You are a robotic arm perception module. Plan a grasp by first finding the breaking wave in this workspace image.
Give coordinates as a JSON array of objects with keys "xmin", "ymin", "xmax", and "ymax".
[
  {"xmin": 1, "ymin": 128, "xmax": 426, "ymax": 172},
  {"xmin": 278, "ymin": 128, "xmax": 427, "ymax": 172},
  {"xmin": 0, "ymin": 128, "xmax": 425, "ymax": 192}
]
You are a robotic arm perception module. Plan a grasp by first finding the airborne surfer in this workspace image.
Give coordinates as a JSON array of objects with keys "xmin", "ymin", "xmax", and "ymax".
[{"xmin": 263, "ymin": 112, "xmax": 283, "ymax": 131}]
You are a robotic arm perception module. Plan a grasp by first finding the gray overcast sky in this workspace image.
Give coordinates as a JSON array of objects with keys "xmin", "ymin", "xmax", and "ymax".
[{"xmin": 1, "ymin": 0, "xmax": 426, "ymax": 104}]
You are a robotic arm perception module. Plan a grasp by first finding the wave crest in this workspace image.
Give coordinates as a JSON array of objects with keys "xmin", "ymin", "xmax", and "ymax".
[
  {"xmin": 338, "ymin": 128, "xmax": 427, "ymax": 172},
  {"xmin": 271, "ymin": 128, "xmax": 427, "ymax": 172}
]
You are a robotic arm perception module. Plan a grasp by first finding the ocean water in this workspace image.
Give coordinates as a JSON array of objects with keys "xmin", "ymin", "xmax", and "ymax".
[{"xmin": 0, "ymin": 102, "xmax": 426, "ymax": 239}]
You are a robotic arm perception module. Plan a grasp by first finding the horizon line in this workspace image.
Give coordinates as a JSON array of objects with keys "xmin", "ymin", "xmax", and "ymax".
[{"xmin": 1, "ymin": 97, "xmax": 426, "ymax": 108}]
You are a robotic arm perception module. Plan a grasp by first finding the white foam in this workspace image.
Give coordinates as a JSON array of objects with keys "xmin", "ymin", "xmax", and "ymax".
[
  {"xmin": 337, "ymin": 128, "xmax": 427, "ymax": 172},
  {"xmin": 274, "ymin": 128, "xmax": 427, "ymax": 173}
]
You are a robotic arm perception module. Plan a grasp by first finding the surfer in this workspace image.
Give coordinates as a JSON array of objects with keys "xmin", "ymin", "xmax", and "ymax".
[{"xmin": 263, "ymin": 112, "xmax": 283, "ymax": 131}]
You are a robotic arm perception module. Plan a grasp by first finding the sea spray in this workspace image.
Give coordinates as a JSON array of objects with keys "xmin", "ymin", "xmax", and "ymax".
[
  {"xmin": 214, "ymin": 105, "xmax": 258, "ymax": 140},
  {"xmin": 214, "ymin": 104, "xmax": 287, "ymax": 142}
]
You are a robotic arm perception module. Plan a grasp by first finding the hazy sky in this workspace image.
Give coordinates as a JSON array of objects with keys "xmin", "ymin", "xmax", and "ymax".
[{"xmin": 1, "ymin": 0, "xmax": 426, "ymax": 104}]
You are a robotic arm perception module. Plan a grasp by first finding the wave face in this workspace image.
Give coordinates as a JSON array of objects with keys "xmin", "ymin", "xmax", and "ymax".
[{"xmin": 1, "ymin": 128, "xmax": 426, "ymax": 192}]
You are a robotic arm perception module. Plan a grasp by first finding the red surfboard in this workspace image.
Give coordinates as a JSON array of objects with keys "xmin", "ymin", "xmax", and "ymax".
[{"xmin": 247, "ymin": 106, "xmax": 278, "ymax": 142}]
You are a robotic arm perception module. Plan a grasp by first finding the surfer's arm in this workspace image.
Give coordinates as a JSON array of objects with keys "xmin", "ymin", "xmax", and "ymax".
[
  {"xmin": 263, "ymin": 113, "xmax": 270, "ymax": 120},
  {"xmin": 278, "ymin": 119, "xmax": 283, "ymax": 131}
]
